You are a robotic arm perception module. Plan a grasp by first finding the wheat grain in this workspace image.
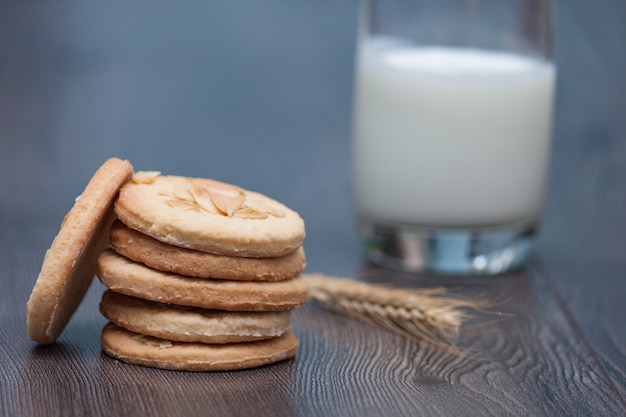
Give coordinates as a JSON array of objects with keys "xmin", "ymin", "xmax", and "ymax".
[{"xmin": 305, "ymin": 273, "xmax": 491, "ymax": 354}]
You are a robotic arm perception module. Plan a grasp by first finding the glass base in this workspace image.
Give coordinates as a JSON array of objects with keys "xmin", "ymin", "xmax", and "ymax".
[{"xmin": 359, "ymin": 221, "xmax": 536, "ymax": 275}]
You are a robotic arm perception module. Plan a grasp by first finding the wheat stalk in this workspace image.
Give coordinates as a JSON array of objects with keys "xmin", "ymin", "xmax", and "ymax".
[{"xmin": 305, "ymin": 273, "xmax": 491, "ymax": 355}]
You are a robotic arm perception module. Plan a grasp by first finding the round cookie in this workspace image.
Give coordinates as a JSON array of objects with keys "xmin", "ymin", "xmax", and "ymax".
[
  {"xmin": 100, "ymin": 290, "xmax": 292, "ymax": 344},
  {"xmin": 96, "ymin": 249, "xmax": 308, "ymax": 311},
  {"xmin": 109, "ymin": 221, "xmax": 306, "ymax": 281},
  {"xmin": 26, "ymin": 158, "xmax": 133, "ymax": 344},
  {"xmin": 114, "ymin": 173, "xmax": 305, "ymax": 258},
  {"xmin": 101, "ymin": 323, "xmax": 299, "ymax": 371}
]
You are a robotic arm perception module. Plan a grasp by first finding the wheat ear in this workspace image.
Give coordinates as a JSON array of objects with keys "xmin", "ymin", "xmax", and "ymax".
[{"xmin": 305, "ymin": 273, "xmax": 490, "ymax": 354}]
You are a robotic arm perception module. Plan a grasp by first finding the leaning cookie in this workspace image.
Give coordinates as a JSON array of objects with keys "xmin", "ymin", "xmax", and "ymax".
[
  {"xmin": 26, "ymin": 158, "xmax": 133, "ymax": 344},
  {"xmin": 100, "ymin": 290, "xmax": 292, "ymax": 344},
  {"xmin": 97, "ymin": 249, "xmax": 308, "ymax": 311},
  {"xmin": 101, "ymin": 323, "xmax": 299, "ymax": 371},
  {"xmin": 109, "ymin": 221, "xmax": 306, "ymax": 281},
  {"xmin": 114, "ymin": 173, "xmax": 305, "ymax": 258}
]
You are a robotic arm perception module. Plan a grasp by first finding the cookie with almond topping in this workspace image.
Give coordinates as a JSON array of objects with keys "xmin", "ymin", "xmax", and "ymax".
[
  {"xmin": 114, "ymin": 173, "xmax": 305, "ymax": 258},
  {"xmin": 109, "ymin": 221, "xmax": 306, "ymax": 281}
]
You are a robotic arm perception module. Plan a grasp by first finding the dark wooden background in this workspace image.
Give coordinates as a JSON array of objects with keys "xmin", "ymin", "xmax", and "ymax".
[{"xmin": 1, "ymin": 1, "xmax": 625, "ymax": 416}]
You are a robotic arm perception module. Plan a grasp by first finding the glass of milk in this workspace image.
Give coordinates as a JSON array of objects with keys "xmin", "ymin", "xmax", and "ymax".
[{"xmin": 352, "ymin": 0, "xmax": 556, "ymax": 274}]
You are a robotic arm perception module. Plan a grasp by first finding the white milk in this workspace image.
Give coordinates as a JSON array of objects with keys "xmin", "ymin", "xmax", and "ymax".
[{"xmin": 353, "ymin": 38, "xmax": 556, "ymax": 229}]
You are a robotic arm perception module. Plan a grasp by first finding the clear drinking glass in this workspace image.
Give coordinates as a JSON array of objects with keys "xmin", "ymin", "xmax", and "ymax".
[{"xmin": 352, "ymin": 0, "xmax": 556, "ymax": 274}]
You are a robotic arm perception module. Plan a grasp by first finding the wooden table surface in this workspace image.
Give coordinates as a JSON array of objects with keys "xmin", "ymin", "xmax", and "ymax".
[{"xmin": 1, "ymin": 1, "xmax": 625, "ymax": 416}]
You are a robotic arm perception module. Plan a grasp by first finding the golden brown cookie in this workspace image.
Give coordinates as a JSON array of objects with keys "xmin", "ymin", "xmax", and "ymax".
[
  {"xmin": 101, "ymin": 323, "xmax": 299, "ymax": 371},
  {"xmin": 100, "ymin": 290, "xmax": 292, "ymax": 344},
  {"xmin": 114, "ymin": 173, "xmax": 305, "ymax": 258},
  {"xmin": 26, "ymin": 158, "xmax": 133, "ymax": 344},
  {"xmin": 96, "ymin": 249, "xmax": 308, "ymax": 311},
  {"xmin": 109, "ymin": 221, "xmax": 306, "ymax": 281}
]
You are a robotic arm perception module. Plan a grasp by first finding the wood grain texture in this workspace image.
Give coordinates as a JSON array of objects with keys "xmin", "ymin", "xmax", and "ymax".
[
  {"xmin": 533, "ymin": 0, "xmax": 626, "ymax": 403},
  {"xmin": 2, "ymin": 245, "xmax": 624, "ymax": 416},
  {"xmin": 1, "ymin": 0, "xmax": 625, "ymax": 416}
]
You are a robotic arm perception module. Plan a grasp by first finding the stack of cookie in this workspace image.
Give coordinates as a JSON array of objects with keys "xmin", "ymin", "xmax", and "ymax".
[
  {"xmin": 26, "ymin": 158, "xmax": 308, "ymax": 372},
  {"xmin": 97, "ymin": 171, "xmax": 308, "ymax": 371}
]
